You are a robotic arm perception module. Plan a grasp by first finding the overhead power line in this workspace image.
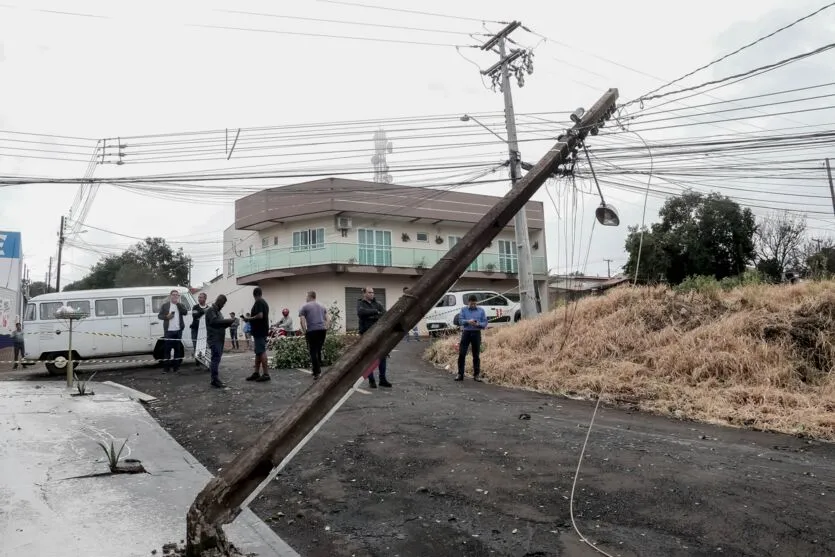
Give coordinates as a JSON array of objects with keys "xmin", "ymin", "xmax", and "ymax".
[
  {"xmin": 216, "ymin": 8, "xmax": 475, "ymax": 36},
  {"xmin": 628, "ymin": 42, "xmax": 835, "ymax": 106},
  {"xmin": 316, "ymin": 0, "xmax": 503, "ymax": 24},
  {"xmin": 638, "ymin": 1, "xmax": 835, "ymax": 101},
  {"xmin": 187, "ymin": 23, "xmax": 477, "ymax": 48}
]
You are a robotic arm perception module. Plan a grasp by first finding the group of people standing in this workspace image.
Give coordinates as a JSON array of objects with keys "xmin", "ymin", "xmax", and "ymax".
[
  {"xmin": 157, "ymin": 287, "xmax": 270, "ymax": 388},
  {"xmin": 154, "ymin": 284, "xmax": 488, "ymax": 390}
]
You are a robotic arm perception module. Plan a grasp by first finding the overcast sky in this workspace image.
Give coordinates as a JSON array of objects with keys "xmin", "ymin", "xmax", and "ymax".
[{"xmin": 2, "ymin": 0, "xmax": 832, "ymax": 287}]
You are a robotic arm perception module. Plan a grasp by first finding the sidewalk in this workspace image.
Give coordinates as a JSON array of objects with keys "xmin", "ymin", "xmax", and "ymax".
[{"xmin": 0, "ymin": 381, "xmax": 299, "ymax": 557}]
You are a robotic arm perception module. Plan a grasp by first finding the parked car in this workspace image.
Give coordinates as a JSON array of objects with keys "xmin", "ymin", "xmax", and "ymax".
[
  {"xmin": 423, "ymin": 290, "xmax": 520, "ymax": 337},
  {"xmin": 23, "ymin": 286, "xmax": 197, "ymax": 375}
]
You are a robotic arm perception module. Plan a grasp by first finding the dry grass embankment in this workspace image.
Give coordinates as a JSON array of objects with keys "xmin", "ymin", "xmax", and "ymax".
[{"xmin": 424, "ymin": 281, "xmax": 835, "ymax": 440}]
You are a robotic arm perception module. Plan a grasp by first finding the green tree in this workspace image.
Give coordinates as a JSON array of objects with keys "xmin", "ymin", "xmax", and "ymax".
[
  {"xmin": 624, "ymin": 192, "xmax": 756, "ymax": 285},
  {"xmin": 27, "ymin": 281, "xmax": 50, "ymax": 297},
  {"xmin": 64, "ymin": 238, "xmax": 191, "ymax": 291}
]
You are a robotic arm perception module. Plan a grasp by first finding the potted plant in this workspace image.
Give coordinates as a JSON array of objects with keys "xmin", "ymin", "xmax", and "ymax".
[
  {"xmin": 401, "ymin": 233, "xmax": 410, "ymax": 242},
  {"xmin": 485, "ymin": 263, "xmax": 496, "ymax": 273},
  {"xmin": 435, "ymin": 235, "xmax": 444, "ymax": 245}
]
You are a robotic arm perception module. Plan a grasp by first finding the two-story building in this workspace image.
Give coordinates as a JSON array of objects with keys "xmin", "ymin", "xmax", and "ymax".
[{"xmin": 203, "ymin": 177, "xmax": 549, "ymax": 333}]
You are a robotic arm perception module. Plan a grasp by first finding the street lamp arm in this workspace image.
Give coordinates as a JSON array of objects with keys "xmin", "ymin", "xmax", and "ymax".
[{"xmin": 460, "ymin": 114, "xmax": 508, "ymax": 144}]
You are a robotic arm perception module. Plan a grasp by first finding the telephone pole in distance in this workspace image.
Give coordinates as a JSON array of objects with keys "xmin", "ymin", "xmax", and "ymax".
[
  {"xmin": 604, "ymin": 258, "xmax": 613, "ymax": 278},
  {"xmin": 480, "ymin": 21, "xmax": 538, "ymax": 319},
  {"xmin": 55, "ymin": 215, "xmax": 66, "ymax": 292}
]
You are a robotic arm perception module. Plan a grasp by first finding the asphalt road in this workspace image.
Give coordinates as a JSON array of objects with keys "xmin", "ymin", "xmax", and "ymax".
[{"xmin": 3, "ymin": 342, "xmax": 834, "ymax": 557}]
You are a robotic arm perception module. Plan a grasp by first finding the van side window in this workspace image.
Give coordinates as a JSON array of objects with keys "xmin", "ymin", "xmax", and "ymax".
[
  {"xmin": 25, "ymin": 303, "xmax": 36, "ymax": 321},
  {"xmin": 151, "ymin": 296, "xmax": 168, "ymax": 314},
  {"xmin": 123, "ymin": 297, "xmax": 146, "ymax": 315},
  {"xmin": 40, "ymin": 302, "xmax": 63, "ymax": 320},
  {"xmin": 69, "ymin": 301, "xmax": 91, "ymax": 315},
  {"xmin": 95, "ymin": 299, "xmax": 119, "ymax": 317}
]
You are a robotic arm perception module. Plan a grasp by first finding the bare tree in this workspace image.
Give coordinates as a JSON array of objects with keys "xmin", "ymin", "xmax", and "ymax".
[{"xmin": 754, "ymin": 211, "xmax": 807, "ymax": 281}]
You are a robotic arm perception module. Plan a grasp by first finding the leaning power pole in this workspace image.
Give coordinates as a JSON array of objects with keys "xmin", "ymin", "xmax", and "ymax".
[
  {"xmin": 184, "ymin": 88, "xmax": 619, "ymax": 556},
  {"xmin": 481, "ymin": 21, "xmax": 538, "ymax": 319},
  {"xmin": 825, "ymin": 158, "xmax": 835, "ymax": 217},
  {"xmin": 55, "ymin": 215, "xmax": 66, "ymax": 292}
]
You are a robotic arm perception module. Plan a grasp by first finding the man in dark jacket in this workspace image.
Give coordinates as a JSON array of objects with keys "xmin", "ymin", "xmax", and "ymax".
[
  {"xmin": 357, "ymin": 286, "xmax": 391, "ymax": 388},
  {"xmin": 157, "ymin": 290, "xmax": 189, "ymax": 373},
  {"xmin": 204, "ymin": 294, "xmax": 234, "ymax": 389}
]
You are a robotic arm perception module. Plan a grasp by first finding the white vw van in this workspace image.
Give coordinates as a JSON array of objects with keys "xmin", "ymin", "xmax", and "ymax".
[{"xmin": 23, "ymin": 286, "xmax": 197, "ymax": 375}]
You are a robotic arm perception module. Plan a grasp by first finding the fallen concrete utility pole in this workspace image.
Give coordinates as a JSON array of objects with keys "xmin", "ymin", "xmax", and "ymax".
[{"xmin": 185, "ymin": 87, "xmax": 619, "ymax": 556}]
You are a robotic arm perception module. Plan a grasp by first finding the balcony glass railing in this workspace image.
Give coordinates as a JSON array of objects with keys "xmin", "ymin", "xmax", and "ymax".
[{"xmin": 236, "ymin": 243, "xmax": 547, "ymax": 277}]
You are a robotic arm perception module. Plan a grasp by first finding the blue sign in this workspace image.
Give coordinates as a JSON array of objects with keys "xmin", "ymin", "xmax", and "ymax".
[{"xmin": 0, "ymin": 231, "xmax": 22, "ymax": 259}]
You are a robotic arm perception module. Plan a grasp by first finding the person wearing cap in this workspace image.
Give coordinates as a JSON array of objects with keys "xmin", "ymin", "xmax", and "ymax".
[
  {"xmin": 455, "ymin": 294, "xmax": 488, "ymax": 382},
  {"xmin": 276, "ymin": 307, "xmax": 294, "ymax": 333}
]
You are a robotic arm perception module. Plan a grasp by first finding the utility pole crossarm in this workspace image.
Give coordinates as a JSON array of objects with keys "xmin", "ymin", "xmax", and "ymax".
[{"xmin": 184, "ymin": 87, "xmax": 619, "ymax": 556}]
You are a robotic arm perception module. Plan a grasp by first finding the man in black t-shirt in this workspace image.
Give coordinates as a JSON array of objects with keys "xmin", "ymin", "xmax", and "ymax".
[{"xmin": 242, "ymin": 287, "xmax": 270, "ymax": 382}]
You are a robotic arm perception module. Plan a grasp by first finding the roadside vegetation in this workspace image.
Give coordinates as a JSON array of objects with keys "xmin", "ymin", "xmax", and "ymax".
[{"xmin": 425, "ymin": 277, "xmax": 835, "ymax": 440}]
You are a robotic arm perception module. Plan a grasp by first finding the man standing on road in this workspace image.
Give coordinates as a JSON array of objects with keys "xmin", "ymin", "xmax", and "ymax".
[
  {"xmin": 357, "ymin": 286, "xmax": 392, "ymax": 389},
  {"xmin": 12, "ymin": 322, "xmax": 25, "ymax": 369},
  {"xmin": 456, "ymin": 294, "xmax": 488, "ymax": 382},
  {"xmin": 229, "ymin": 312, "xmax": 240, "ymax": 350},
  {"xmin": 158, "ymin": 290, "xmax": 188, "ymax": 374},
  {"xmin": 205, "ymin": 294, "xmax": 234, "ymax": 389},
  {"xmin": 242, "ymin": 287, "xmax": 270, "ymax": 382},
  {"xmin": 298, "ymin": 291, "xmax": 330, "ymax": 380}
]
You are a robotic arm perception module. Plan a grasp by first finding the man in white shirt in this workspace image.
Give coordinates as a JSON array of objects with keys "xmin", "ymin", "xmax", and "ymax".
[{"xmin": 157, "ymin": 290, "xmax": 188, "ymax": 373}]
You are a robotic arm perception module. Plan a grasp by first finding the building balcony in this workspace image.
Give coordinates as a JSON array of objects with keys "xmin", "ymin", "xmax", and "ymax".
[{"xmin": 235, "ymin": 243, "xmax": 547, "ymax": 284}]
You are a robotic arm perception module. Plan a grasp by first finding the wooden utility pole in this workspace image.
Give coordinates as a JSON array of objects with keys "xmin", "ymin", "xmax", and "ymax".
[
  {"xmin": 826, "ymin": 158, "xmax": 835, "ymax": 217},
  {"xmin": 46, "ymin": 256, "xmax": 53, "ymax": 294},
  {"xmin": 604, "ymin": 258, "xmax": 613, "ymax": 278},
  {"xmin": 479, "ymin": 21, "xmax": 539, "ymax": 319},
  {"xmin": 55, "ymin": 216, "xmax": 65, "ymax": 292},
  {"xmin": 184, "ymin": 88, "xmax": 619, "ymax": 556}
]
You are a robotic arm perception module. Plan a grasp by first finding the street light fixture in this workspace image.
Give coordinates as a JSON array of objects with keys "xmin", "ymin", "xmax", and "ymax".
[{"xmin": 460, "ymin": 114, "xmax": 508, "ymax": 144}]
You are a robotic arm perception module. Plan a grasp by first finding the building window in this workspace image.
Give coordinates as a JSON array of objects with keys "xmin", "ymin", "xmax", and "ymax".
[
  {"xmin": 416, "ymin": 232, "xmax": 429, "ymax": 242},
  {"xmin": 261, "ymin": 237, "xmax": 269, "ymax": 248},
  {"xmin": 292, "ymin": 227, "xmax": 325, "ymax": 251},
  {"xmin": 358, "ymin": 229, "xmax": 392, "ymax": 266},
  {"xmin": 498, "ymin": 239, "xmax": 518, "ymax": 273},
  {"xmin": 273, "ymin": 236, "xmax": 278, "ymax": 246},
  {"xmin": 227, "ymin": 257, "xmax": 235, "ymax": 277},
  {"xmin": 449, "ymin": 236, "xmax": 478, "ymax": 271}
]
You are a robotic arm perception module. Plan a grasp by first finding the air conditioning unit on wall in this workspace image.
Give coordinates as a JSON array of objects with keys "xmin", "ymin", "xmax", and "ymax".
[{"xmin": 336, "ymin": 216, "xmax": 353, "ymax": 230}]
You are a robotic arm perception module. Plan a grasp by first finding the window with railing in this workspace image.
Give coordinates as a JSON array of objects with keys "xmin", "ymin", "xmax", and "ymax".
[
  {"xmin": 358, "ymin": 229, "xmax": 392, "ymax": 266},
  {"xmin": 448, "ymin": 236, "xmax": 478, "ymax": 271},
  {"xmin": 498, "ymin": 239, "xmax": 518, "ymax": 273},
  {"xmin": 292, "ymin": 227, "xmax": 325, "ymax": 251}
]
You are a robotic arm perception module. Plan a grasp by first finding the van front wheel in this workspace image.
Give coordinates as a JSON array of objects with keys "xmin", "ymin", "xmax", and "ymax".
[{"xmin": 45, "ymin": 353, "xmax": 69, "ymax": 376}]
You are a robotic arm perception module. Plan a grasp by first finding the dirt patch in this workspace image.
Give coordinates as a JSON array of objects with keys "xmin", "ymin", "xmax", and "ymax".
[{"xmin": 425, "ymin": 281, "xmax": 835, "ymax": 440}]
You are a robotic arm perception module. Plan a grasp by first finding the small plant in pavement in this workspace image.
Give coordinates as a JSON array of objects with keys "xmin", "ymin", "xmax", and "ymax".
[
  {"xmin": 73, "ymin": 370, "xmax": 98, "ymax": 396},
  {"xmin": 97, "ymin": 438, "xmax": 128, "ymax": 472}
]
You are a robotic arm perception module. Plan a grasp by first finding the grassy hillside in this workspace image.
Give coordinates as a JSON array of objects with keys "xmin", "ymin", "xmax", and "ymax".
[{"xmin": 424, "ymin": 281, "xmax": 835, "ymax": 440}]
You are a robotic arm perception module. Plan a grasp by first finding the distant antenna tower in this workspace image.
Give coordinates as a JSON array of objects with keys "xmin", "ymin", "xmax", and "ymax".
[{"xmin": 371, "ymin": 128, "xmax": 393, "ymax": 183}]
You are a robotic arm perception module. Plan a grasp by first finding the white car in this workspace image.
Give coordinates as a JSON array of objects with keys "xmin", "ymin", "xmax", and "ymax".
[{"xmin": 423, "ymin": 290, "xmax": 520, "ymax": 337}]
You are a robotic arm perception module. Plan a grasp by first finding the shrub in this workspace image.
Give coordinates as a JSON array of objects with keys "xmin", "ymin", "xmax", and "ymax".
[{"xmin": 270, "ymin": 334, "xmax": 355, "ymax": 369}]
